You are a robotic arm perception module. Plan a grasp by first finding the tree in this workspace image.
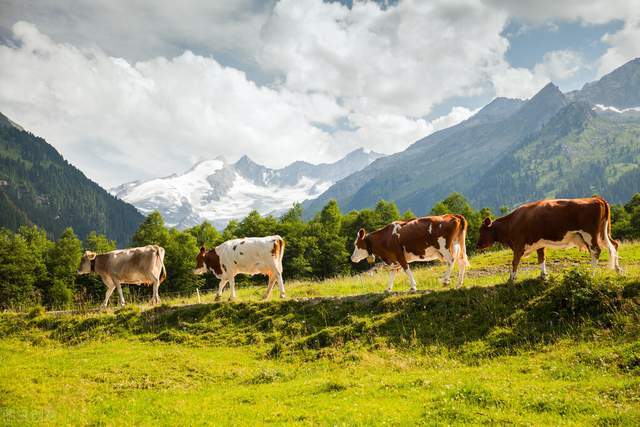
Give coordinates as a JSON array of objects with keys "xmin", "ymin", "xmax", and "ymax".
[
  {"xmin": 310, "ymin": 200, "xmax": 349, "ymax": 278},
  {"xmin": 374, "ymin": 200, "xmax": 400, "ymax": 227},
  {"xmin": 85, "ymin": 231, "xmax": 116, "ymax": 253},
  {"xmin": 186, "ymin": 221, "xmax": 222, "ymax": 249},
  {"xmin": 45, "ymin": 228, "xmax": 82, "ymax": 308},
  {"xmin": 0, "ymin": 229, "xmax": 38, "ymax": 308},
  {"xmin": 164, "ymin": 229, "xmax": 203, "ymax": 293},
  {"xmin": 131, "ymin": 211, "xmax": 170, "ymax": 247}
]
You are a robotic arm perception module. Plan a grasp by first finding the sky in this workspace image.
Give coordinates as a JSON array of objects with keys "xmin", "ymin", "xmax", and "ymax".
[{"xmin": 0, "ymin": 0, "xmax": 639, "ymax": 188}]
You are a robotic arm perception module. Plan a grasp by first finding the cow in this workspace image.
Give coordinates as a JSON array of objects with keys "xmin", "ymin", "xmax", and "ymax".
[
  {"xmin": 77, "ymin": 245, "xmax": 167, "ymax": 307},
  {"xmin": 476, "ymin": 197, "xmax": 621, "ymax": 281},
  {"xmin": 351, "ymin": 214, "xmax": 469, "ymax": 291},
  {"xmin": 193, "ymin": 235, "xmax": 285, "ymax": 301}
]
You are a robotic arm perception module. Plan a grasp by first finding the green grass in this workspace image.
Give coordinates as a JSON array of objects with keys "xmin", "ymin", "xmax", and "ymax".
[{"xmin": 1, "ymin": 244, "xmax": 639, "ymax": 426}]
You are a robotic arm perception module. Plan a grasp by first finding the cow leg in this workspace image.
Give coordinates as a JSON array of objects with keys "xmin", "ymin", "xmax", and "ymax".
[
  {"xmin": 386, "ymin": 268, "xmax": 397, "ymax": 292},
  {"xmin": 215, "ymin": 278, "xmax": 228, "ymax": 301},
  {"xmin": 405, "ymin": 267, "xmax": 417, "ymax": 292},
  {"xmin": 264, "ymin": 274, "xmax": 276, "ymax": 300},
  {"xmin": 102, "ymin": 284, "xmax": 116, "ymax": 308},
  {"xmin": 603, "ymin": 228, "xmax": 622, "ymax": 273},
  {"xmin": 439, "ymin": 241, "xmax": 455, "ymax": 286},
  {"xmin": 152, "ymin": 279, "xmax": 161, "ymax": 305},
  {"xmin": 114, "ymin": 281, "xmax": 125, "ymax": 306},
  {"xmin": 589, "ymin": 237, "xmax": 601, "ymax": 270},
  {"xmin": 276, "ymin": 272, "xmax": 286, "ymax": 299},
  {"xmin": 228, "ymin": 276, "xmax": 237, "ymax": 301},
  {"xmin": 456, "ymin": 251, "xmax": 467, "ymax": 289},
  {"xmin": 510, "ymin": 249, "xmax": 523, "ymax": 282},
  {"xmin": 537, "ymin": 248, "xmax": 548, "ymax": 279}
]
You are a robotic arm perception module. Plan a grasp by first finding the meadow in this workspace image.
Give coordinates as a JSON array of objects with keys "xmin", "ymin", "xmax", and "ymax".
[{"xmin": 1, "ymin": 244, "xmax": 639, "ymax": 426}]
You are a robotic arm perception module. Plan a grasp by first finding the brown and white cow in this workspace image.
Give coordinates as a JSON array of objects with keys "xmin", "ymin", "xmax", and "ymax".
[
  {"xmin": 77, "ymin": 245, "xmax": 167, "ymax": 307},
  {"xmin": 351, "ymin": 214, "xmax": 469, "ymax": 291},
  {"xmin": 193, "ymin": 235, "xmax": 285, "ymax": 301},
  {"xmin": 476, "ymin": 197, "xmax": 621, "ymax": 281}
]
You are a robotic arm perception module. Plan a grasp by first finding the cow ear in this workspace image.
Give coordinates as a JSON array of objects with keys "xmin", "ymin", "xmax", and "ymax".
[
  {"xmin": 358, "ymin": 228, "xmax": 366, "ymax": 239},
  {"xmin": 199, "ymin": 246, "xmax": 206, "ymax": 254},
  {"xmin": 483, "ymin": 217, "xmax": 492, "ymax": 227},
  {"xmin": 85, "ymin": 251, "xmax": 97, "ymax": 260}
]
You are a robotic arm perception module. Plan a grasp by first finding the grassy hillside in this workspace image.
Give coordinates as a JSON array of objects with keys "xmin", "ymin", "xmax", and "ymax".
[
  {"xmin": 1, "ymin": 244, "xmax": 639, "ymax": 425},
  {"xmin": 473, "ymin": 102, "xmax": 640, "ymax": 209}
]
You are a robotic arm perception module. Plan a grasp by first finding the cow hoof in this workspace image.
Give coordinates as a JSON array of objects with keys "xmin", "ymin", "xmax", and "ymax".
[
  {"xmin": 442, "ymin": 281, "xmax": 451, "ymax": 287},
  {"xmin": 384, "ymin": 289, "xmax": 393, "ymax": 294},
  {"xmin": 214, "ymin": 294, "xmax": 222, "ymax": 302},
  {"xmin": 409, "ymin": 287, "xmax": 417, "ymax": 293},
  {"xmin": 279, "ymin": 294, "xmax": 287, "ymax": 299},
  {"xmin": 228, "ymin": 296, "xmax": 237, "ymax": 302}
]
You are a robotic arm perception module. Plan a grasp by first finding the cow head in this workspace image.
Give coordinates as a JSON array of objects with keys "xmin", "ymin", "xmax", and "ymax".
[
  {"xmin": 193, "ymin": 246, "xmax": 208, "ymax": 275},
  {"xmin": 77, "ymin": 250, "xmax": 97, "ymax": 274},
  {"xmin": 477, "ymin": 217, "xmax": 496, "ymax": 250},
  {"xmin": 351, "ymin": 228, "xmax": 373, "ymax": 263}
]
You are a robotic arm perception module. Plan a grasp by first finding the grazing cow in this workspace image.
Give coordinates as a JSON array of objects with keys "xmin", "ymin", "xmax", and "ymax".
[
  {"xmin": 77, "ymin": 245, "xmax": 167, "ymax": 307},
  {"xmin": 351, "ymin": 214, "xmax": 469, "ymax": 291},
  {"xmin": 193, "ymin": 236, "xmax": 285, "ymax": 301},
  {"xmin": 476, "ymin": 197, "xmax": 621, "ymax": 281}
]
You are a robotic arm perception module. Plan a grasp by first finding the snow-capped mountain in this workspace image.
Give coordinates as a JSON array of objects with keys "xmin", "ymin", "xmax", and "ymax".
[{"xmin": 111, "ymin": 148, "xmax": 384, "ymax": 229}]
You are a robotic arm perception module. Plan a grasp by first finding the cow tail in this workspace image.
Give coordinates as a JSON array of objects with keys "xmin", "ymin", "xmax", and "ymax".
[
  {"xmin": 458, "ymin": 215, "xmax": 470, "ymax": 267},
  {"xmin": 156, "ymin": 246, "xmax": 167, "ymax": 284},
  {"xmin": 277, "ymin": 238, "xmax": 285, "ymax": 273},
  {"xmin": 602, "ymin": 198, "xmax": 619, "ymax": 250}
]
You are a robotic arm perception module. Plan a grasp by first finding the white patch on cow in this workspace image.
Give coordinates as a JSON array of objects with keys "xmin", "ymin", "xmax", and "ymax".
[
  {"xmin": 392, "ymin": 223, "xmax": 401, "ymax": 237},
  {"xmin": 193, "ymin": 266, "xmax": 207, "ymax": 275},
  {"xmin": 351, "ymin": 236, "xmax": 370, "ymax": 263},
  {"xmin": 428, "ymin": 224, "xmax": 432, "ymax": 234},
  {"xmin": 523, "ymin": 230, "xmax": 592, "ymax": 257},
  {"xmin": 403, "ymin": 246, "xmax": 441, "ymax": 263},
  {"xmin": 438, "ymin": 237, "xmax": 455, "ymax": 285}
]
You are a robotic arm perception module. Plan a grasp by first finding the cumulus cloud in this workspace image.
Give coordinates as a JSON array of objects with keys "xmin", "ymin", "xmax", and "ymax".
[
  {"xmin": 483, "ymin": 0, "xmax": 636, "ymax": 25},
  {"xmin": 0, "ymin": 0, "xmax": 272, "ymax": 63},
  {"xmin": 0, "ymin": 22, "xmax": 343, "ymax": 186},
  {"xmin": 259, "ymin": 0, "xmax": 510, "ymax": 117},
  {"xmin": 1, "ymin": 21, "xmax": 476, "ymax": 188},
  {"xmin": 597, "ymin": 17, "xmax": 640, "ymax": 77}
]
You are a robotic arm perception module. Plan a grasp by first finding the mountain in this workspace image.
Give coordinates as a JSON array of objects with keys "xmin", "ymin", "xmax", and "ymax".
[
  {"xmin": 112, "ymin": 148, "xmax": 384, "ymax": 229},
  {"xmin": 304, "ymin": 83, "xmax": 568, "ymax": 216},
  {"xmin": 472, "ymin": 100, "xmax": 640, "ymax": 207},
  {"xmin": 306, "ymin": 58, "xmax": 640, "ymax": 217},
  {"xmin": 568, "ymin": 58, "xmax": 640, "ymax": 109},
  {"xmin": 0, "ymin": 112, "xmax": 143, "ymax": 244}
]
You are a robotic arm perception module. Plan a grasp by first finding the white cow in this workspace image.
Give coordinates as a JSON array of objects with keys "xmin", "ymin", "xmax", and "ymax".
[
  {"xmin": 193, "ymin": 236, "xmax": 285, "ymax": 301},
  {"xmin": 77, "ymin": 245, "xmax": 167, "ymax": 307}
]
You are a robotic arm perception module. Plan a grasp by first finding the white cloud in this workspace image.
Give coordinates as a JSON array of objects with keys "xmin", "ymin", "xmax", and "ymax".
[
  {"xmin": 0, "ymin": 0, "xmax": 272, "ymax": 63},
  {"xmin": 483, "ymin": 0, "xmax": 636, "ymax": 25},
  {"xmin": 259, "ymin": 0, "xmax": 511, "ymax": 118},
  {"xmin": 334, "ymin": 106, "xmax": 479, "ymax": 155},
  {"xmin": 534, "ymin": 50, "xmax": 584, "ymax": 81},
  {"xmin": 0, "ymin": 22, "xmax": 344, "ymax": 187},
  {"xmin": 597, "ymin": 17, "xmax": 640, "ymax": 77}
]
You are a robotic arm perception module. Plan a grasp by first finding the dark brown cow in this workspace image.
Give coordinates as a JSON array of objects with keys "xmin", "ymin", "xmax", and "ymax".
[
  {"xmin": 477, "ymin": 197, "xmax": 621, "ymax": 281},
  {"xmin": 351, "ymin": 214, "xmax": 469, "ymax": 291}
]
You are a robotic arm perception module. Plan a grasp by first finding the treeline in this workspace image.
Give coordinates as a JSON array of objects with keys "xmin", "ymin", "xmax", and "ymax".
[{"xmin": 1, "ymin": 192, "xmax": 639, "ymax": 309}]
